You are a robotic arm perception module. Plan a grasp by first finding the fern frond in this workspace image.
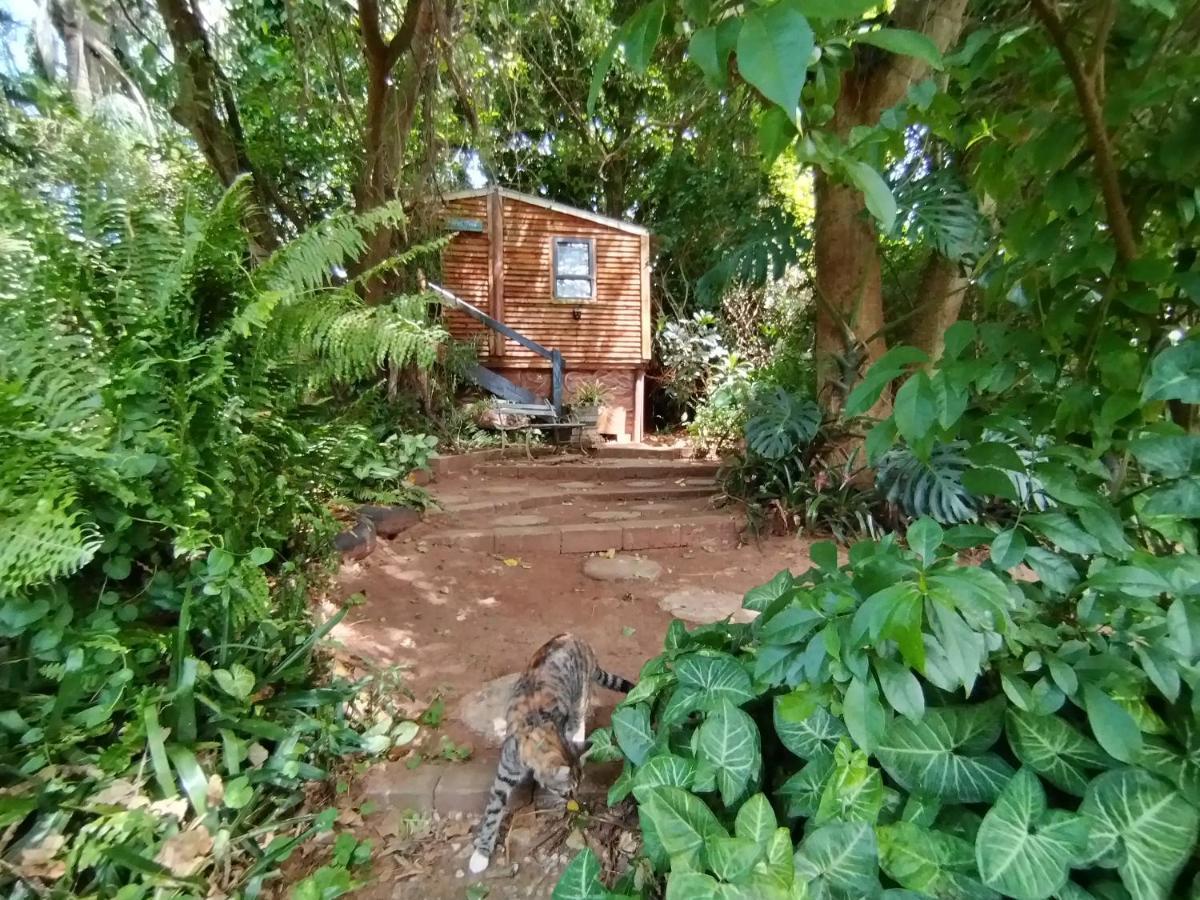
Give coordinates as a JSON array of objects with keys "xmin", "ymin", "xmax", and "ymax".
[{"xmin": 0, "ymin": 484, "xmax": 101, "ymax": 596}]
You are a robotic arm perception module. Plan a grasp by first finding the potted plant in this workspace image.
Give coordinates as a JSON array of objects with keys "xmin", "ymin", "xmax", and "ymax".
[{"xmin": 569, "ymin": 379, "xmax": 611, "ymax": 426}]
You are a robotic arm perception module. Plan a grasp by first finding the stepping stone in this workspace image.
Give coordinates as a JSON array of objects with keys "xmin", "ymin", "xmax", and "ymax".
[
  {"xmin": 557, "ymin": 481, "xmax": 594, "ymax": 489},
  {"xmin": 658, "ymin": 588, "xmax": 757, "ymax": 624},
  {"xmin": 585, "ymin": 510, "xmax": 641, "ymax": 521},
  {"xmin": 583, "ymin": 555, "xmax": 663, "ymax": 582},
  {"xmin": 625, "ymin": 479, "xmax": 668, "ymax": 488},
  {"xmin": 454, "ymin": 673, "xmax": 519, "ymax": 746},
  {"xmin": 485, "ymin": 485, "xmax": 529, "ymax": 494},
  {"xmin": 493, "ymin": 514, "xmax": 550, "ymax": 527}
]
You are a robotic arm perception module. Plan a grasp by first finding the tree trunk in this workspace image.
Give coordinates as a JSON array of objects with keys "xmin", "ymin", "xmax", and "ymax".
[
  {"xmin": 813, "ymin": 0, "xmax": 969, "ymax": 414},
  {"xmin": 909, "ymin": 253, "xmax": 968, "ymax": 364}
]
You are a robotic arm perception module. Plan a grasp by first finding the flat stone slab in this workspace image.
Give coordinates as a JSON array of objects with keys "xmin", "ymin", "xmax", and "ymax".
[
  {"xmin": 582, "ymin": 555, "xmax": 663, "ymax": 582},
  {"xmin": 493, "ymin": 514, "xmax": 550, "ymax": 527},
  {"xmin": 624, "ymin": 479, "xmax": 668, "ymax": 488},
  {"xmin": 435, "ymin": 492, "xmax": 469, "ymax": 504},
  {"xmin": 585, "ymin": 510, "xmax": 641, "ymax": 521},
  {"xmin": 659, "ymin": 588, "xmax": 757, "ymax": 624},
  {"xmin": 455, "ymin": 673, "xmax": 518, "ymax": 746},
  {"xmin": 557, "ymin": 481, "xmax": 595, "ymax": 489}
]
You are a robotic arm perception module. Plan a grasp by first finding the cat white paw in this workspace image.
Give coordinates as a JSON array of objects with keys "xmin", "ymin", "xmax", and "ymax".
[{"xmin": 468, "ymin": 850, "xmax": 490, "ymax": 874}]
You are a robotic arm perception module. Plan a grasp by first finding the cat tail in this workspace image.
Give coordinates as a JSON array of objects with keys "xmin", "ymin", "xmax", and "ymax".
[
  {"xmin": 593, "ymin": 667, "xmax": 634, "ymax": 693},
  {"xmin": 470, "ymin": 736, "xmax": 527, "ymax": 874}
]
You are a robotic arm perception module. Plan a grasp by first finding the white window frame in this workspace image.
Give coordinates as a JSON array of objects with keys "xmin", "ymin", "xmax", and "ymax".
[{"xmin": 551, "ymin": 237, "xmax": 596, "ymax": 302}]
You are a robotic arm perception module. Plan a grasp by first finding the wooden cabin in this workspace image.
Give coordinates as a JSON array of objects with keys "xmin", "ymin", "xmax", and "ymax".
[{"xmin": 440, "ymin": 186, "xmax": 651, "ymax": 442}]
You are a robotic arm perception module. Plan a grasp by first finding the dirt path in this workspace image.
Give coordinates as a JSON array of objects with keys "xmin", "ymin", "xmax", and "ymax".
[{"xmin": 321, "ymin": 452, "xmax": 813, "ymax": 898}]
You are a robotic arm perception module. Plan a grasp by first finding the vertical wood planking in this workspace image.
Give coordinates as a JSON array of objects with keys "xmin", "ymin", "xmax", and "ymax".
[
  {"xmin": 633, "ymin": 368, "xmax": 645, "ymax": 443},
  {"xmin": 639, "ymin": 232, "xmax": 651, "ymax": 362},
  {"xmin": 488, "ymin": 188, "xmax": 505, "ymax": 358}
]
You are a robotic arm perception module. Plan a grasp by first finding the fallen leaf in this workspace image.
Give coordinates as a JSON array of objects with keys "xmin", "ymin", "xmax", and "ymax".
[
  {"xmin": 247, "ymin": 742, "xmax": 269, "ymax": 768},
  {"xmin": 92, "ymin": 778, "xmax": 149, "ymax": 810},
  {"xmin": 603, "ymin": 548, "xmax": 616, "ymax": 558},
  {"xmin": 566, "ymin": 799, "xmax": 580, "ymax": 813},
  {"xmin": 338, "ymin": 807, "xmax": 364, "ymax": 827},
  {"xmin": 156, "ymin": 827, "xmax": 213, "ymax": 877},
  {"xmin": 503, "ymin": 557, "xmax": 520, "ymax": 567},
  {"xmin": 621, "ymin": 626, "xmax": 636, "ymax": 637},
  {"xmin": 149, "ymin": 797, "xmax": 189, "ymax": 820},
  {"xmin": 205, "ymin": 773, "xmax": 224, "ymax": 808}
]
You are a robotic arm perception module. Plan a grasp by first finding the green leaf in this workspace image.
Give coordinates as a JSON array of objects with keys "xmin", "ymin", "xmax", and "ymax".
[
  {"xmin": 584, "ymin": 727, "xmax": 625, "ymax": 763},
  {"xmin": 735, "ymin": 793, "xmax": 776, "ymax": 846},
  {"xmin": 611, "ymin": 704, "xmax": 656, "ymax": 765},
  {"xmin": 224, "ymin": 775, "xmax": 253, "ymax": 810},
  {"xmin": 1023, "ymin": 547, "xmax": 1078, "ymax": 594},
  {"xmin": 962, "ymin": 466, "xmax": 1021, "ymax": 502},
  {"xmin": 893, "ymin": 371, "xmax": 938, "ymax": 443},
  {"xmin": 675, "ymin": 652, "xmax": 755, "ymax": 709},
  {"xmin": 1129, "ymin": 434, "xmax": 1200, "ymax": 478},
  {"xmin": 854, "ymin": 28, "xmax": 945, "ymax": 70},
  {"xmin": 664, "ymin": 872, "xmax": 724, "ymax": 900},
  {"xmin": 847, "ymin": 161, "xmax": 899, "ymax": 232},
  {"xmin": 587, "ymin": 33, "xmax": 620, "ymax": 115},
  {"xmin": 697, "ymin": 701, "xmax": 761, "ymax": 805},
  {"xmin": 792, "ymin": 822, "xmax": 881, "ymax": 897},
  {"xmin": 852, "ymin": 582, "xmax": 925, "ymax": 671},
  {"xmin": 975, "ymin": 769, "xmax": 1088, "ymax": 899},
  {"xmin": 1025, "ymin": 513, "xmax": 1102, "ymax": 556},
  {"xmin": 991, "ymin": 529, "xmax": 1027, "ymax": 570},
  {"xmin": 207, "ymin": 547, "xmax": 235, "ymax": 577},
  {"xmin": 689, "ymin": 19, "xmax": 741, "ymax": 87},
  {"xmin": 632, "ymin": 753, "xmax": 695, "ymax": 801},
  {"xmin": 906, "ymin": 517, "xmax": 944, "ymax": 567},
  {"xmin": 1143, "ymin": 340, "xmax": 1200, "ymax": 402},
  {"xmin": 620, "ymin": 0, "xmax": 666, "ymax": 73},
  {"xmin": 167, "ymin": 745, "xmax": 209, "ymax": 817},
  {"xmin": 1143, "ymin": 477, "xmax": 1200, "ymax": 517},
  {"xmin": 144, "ymin": 705, "xmax": 176, "ymax": 799},
  {"xmin": 706, "ymin": 835, "xmax": 761, "ymax": 883},
  {"xmin": 797, "ymin": 0, "xmax": 883, "ymax": 20},
  {"xmin": 876, "ymin": 701, "xmax": 1013, "ymax": 803},
  {"xmin": 965, "ymin": 442, "xmax": 1026, "ymax": 471},
  {"xmin": 744, "ymin": 569, "xmax": 795, "ymax": 613},
  {"xmin": 736, "ymin": 1, "xmax": 814, "ymax": 113},
  {"xmin": 1083, "ymin": 685, "xmax": 1143, "ymax": 764},
  {"xmin": 777, "ymin": 748, "xmax": 834, "ymax": 818},
  {"xmin": 775, "ymin": 699, "xmax": 846, "ymax": 759},
  {"xmin": 247, "ymin": 547, "xmax": 273, "ymax": 566},
  {"xmin": 1006, "ymin": 710, "xmax": 1112, "ymax": 797},
  {"xmin": 552, "ymin": 848, "xmax": 606, "ymax": 900},
  {"xmin": 1079, "ymin": 768, "xmax": 1199, "ymax": 899},
  {"xmin": 815, "ymin": 742, "xmax": 885, "ymax": 825},
  {"xmin": 874, "ymin": 657, "xmax": 926, "ymax": 721},
  {"xmin": 641, "ymin": 786, "xmax": 728, "ymax": 870},
  {"xmin": 845, "ymin": 346, "xmax": 929, "ymax": 417},
  {"xmin": 214, "ymin": 663, "xmax": 255, "ymax": 701},
  {"xmin": 878, "ymin": 821, "xmax": 995, "ymax": 899},
  {"xmin": 843, "ymin": 675, "xmax": 887, "ymax": 755}
]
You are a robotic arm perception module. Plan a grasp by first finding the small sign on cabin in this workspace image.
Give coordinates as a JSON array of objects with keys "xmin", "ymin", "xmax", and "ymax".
[{"xmin": 445, "ymin": 216, "xmax": 485, "ymax": 233}]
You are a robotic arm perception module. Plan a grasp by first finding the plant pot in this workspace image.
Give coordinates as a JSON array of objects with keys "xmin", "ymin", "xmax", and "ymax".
[{"xmin": 575, "ymin": 404, "xmax": 600, "ymax": 426}]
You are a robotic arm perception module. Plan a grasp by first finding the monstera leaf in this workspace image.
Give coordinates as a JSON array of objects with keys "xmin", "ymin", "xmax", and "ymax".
[
  {"xmin": 876, "ymin": 442, "xmax": 978, "ymax": 524},
  {"xmin": 745, "ymin": 387, "xmax": 821, "ymax": 460},
  {"xmin": 697, "ymin": 701, "xmax": 761, "ymax": 805},
  {"xmin": 876, "ymin": 700, "xmax": 1014, "ymax": 803},
  {"xmin": 891, "ymin": 164, "xmax": 988, "ymax": 265},
  {"xmin": 1006, "ymin": 710, "xmax": 1113, "ymax": 796},
  {"xmin": 792, "ymin": 821, "xmax": 881, "ymax": 899},
  {"xmin": 975, "ymin": 769, "xmax": 1088, "ymax": 900},
  {"xmin": 1079, "ymin": 768, "xmax": 1199, "ymax": 899}
]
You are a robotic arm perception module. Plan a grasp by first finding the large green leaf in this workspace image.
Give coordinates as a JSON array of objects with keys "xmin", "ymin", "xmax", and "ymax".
[
  {"xmin": 852, "ymin": 582, "xmax": 925, "ymax": 672},
  {"xmin": 1142, "ymin": 477, "xmax": 1200, "ymax": 517},
  {"xmin": 974, "ymin": 768, "xmax": 1088, "ymax": 900},
  {"xmin": 878, "ymin": 821, "xmax": 996, "ymax": 899},
  {"xmin": 1025, "ymin": 513, "xmax": 1102, "ymax": 556},
  {"xmin": 876, "ymin": 701, "xmax": 1014, "ymax": 803},
  {"xmin": 744, "ymin": 569, "xmax": 795, "ymax": 613},
  {"xmin": 675, "ymin": 652, "xmax": 755, "ymax": 709},
  {"xmin": 1005, "ymin": 710, "xmax": 1112, "ymax": 797},
  {"xmin": 796, "ymin": 0, "xmax": 882, "ymax": 19},
  {"xmin": 853, "ymin": 28, "xmax": 945, "ymax": 69},
  {"xmin": 1129, "ymin": 434, "xmax": 1200, "ymax": 478},
  {"xmin": 874, "ymin": 657, "xmax": 926, "ymax": 722},
  {"xmin": 1143, "ymin": 340, "xmax": 1200, "ymax": 402},
  {"xmin": 792, "ymin": 821, "xmax": 881, "ymax": 898},
  {"xmin": 620, "ymin": 0, "xmax": 666, "ymax": 73},
  {"xmin": 814, "ymin": 741, "xmax": 885, "ymax": 825},
  {"xmin": 843, "ymin": 675, "xmax": 887, "ymax": 755},
  {"xmin": 697, "ymin": 701, "xmax": 761, "ymax": 806},
  {"xmin": 845, "ymin": 346, "xmax": 929, "ymax": 417},
  {"xmin": 641, "ymin": 786, "xmax": 728, "ymax": 870},
  {"xmin": 745, "ymin": 387, "xmax": 820, "ymax": 459},
  {"xmin": 736, "ymin": 0, "xmax": 814, "ymax": 113},
  {"xmin": 775, "ymin": 698, "xmax": 846, "ymax": 759},
  {"xmin": 688, "ymin": 19, "xmax": 741, "ymax": 87},
  {"xmin": 612, "ymin": 703, "xmax": 656, "ymax": 765},
  {"xmin": 1138, "ymin": 727, "xmax": 1200, "ymax": 803},
  {"xmin": 877, "ymin": 442, "xmax": 977, "ymax": 524},
  {"xmin": 735, "ymin": 793, "xmax": 777, "ymax": 846},
  {"xmin": 706, "ymin": 835, "xmax": 762, "ymax": 884},
  {"xmin": 552, "ymin": 849, "xmax": 606, "ymax": 900},
  {"xmin": 1079, "ymin": 768, "xmax": 1199, "ymax": 899},
  {"xmin": 632, "ymin": 753, "xmax": 696, "ymax": 801},
  {"xmin": 777, "ymin": 749, "xmax": 834, "ymax": 819},
  {"xmin": 848, "ymin": 161, "xmax": 899, "ymax": 232},
  {"xmin": 1083, "ymin": 685, "xmax": 1143, "ymax": 764}
]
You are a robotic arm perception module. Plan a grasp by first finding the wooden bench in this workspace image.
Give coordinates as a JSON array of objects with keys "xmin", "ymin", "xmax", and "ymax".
[{"xmin": 492, "ymin": 402, "xmax": 585, "ymax": 457}]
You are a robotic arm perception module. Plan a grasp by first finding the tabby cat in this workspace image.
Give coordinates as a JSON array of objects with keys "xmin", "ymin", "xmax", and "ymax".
[{"xmin": 468, "ymin": 633, "xmax": 634, "ymax": 874}]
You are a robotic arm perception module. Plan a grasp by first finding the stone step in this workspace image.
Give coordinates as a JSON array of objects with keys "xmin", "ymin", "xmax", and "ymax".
[
  {"xmin": 426, "ymin": 513, "xmax": 741, "ymax": 555},
  {"xmin": 432, "ymin": 483, "xmax": 717, "ymax": 517},
  {"xmin": 475, "ymin": 459, "xmax": 721, "ymax": 481}
]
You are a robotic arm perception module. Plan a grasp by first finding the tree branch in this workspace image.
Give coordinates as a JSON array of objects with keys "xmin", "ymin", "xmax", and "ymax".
[{"xmin": 1030, "ymin": 0, "xmax": 1138, "ymax": 264}]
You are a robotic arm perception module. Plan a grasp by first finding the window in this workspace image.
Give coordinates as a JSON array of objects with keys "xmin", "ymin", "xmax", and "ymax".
[{"xmin": 553, "ymin": 237, "xmax": 595, "ymax": 301}]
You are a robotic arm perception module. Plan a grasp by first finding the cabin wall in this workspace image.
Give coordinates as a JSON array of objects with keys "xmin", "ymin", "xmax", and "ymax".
[{"xmin": 439, "ymin": 191, "xmax": 649, "ymax": 440}]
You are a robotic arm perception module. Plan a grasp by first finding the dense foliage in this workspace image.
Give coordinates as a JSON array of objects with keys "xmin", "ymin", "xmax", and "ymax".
[{"xmin": 0, "ymin": 115, "xmax": 444, "ymax": 895}]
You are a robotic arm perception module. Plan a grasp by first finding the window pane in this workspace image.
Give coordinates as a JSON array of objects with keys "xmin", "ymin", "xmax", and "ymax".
[
  {"xmin": 555, "ymin": 277, "xmax": 592, "ymax": 299},
  {"xmin": 556, "ymin": 241, "xmax": 591, "ymax": 276}
]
